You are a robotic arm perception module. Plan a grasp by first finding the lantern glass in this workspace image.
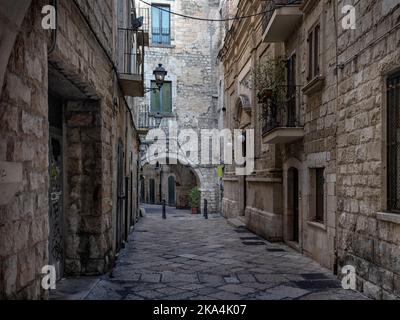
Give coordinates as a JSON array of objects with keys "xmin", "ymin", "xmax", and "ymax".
[{"xmin": 153, "ymin": 64, "xmax": 167, "ymax": 89}]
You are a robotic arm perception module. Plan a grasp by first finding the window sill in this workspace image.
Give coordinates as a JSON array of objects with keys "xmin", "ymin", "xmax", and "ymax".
[
  {"xmin": 150, "ymin": 44, "xmax": 175, "ymax": 49},
  {"xmin": 307, "ymin": 220, "xmax": 327, "ymax": 231},
  {"xmin": 377, "ymin": 212, "xmax": 400, "ymax": 225},
  {"xmin": 302, "ymin": 75, "xmax": 325, "ymax": 96}
]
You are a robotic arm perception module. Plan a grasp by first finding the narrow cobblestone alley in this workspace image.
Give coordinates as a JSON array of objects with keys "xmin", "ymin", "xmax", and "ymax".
[{"xmin": 51, "ymin": 206, "xmax": 366, "ymax": 300}]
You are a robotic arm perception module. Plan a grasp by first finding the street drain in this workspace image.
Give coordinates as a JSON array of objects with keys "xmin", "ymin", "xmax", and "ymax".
[
  {"xmin": 293, "ymin": 280, "xmax": 341, "ymax": 290},
  {"xmin": 135, "ymin": 230, "xmax": 148, "ymax": 232},
  {"xmin": 242, "ymin": 241, "xmax": 266, "ymax": 246},
  {"xmin": 267, "ymin": 248, "xmax": 286, "ymax": 252}
]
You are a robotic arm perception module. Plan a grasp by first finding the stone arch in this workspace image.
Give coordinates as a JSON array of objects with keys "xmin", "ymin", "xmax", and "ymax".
[
  {"xmin": 140, "ymin": 153, "xmax": 219, "ymax": 213},
  {"xmin": 234, "ymin": 95, "xmax": 252, "ymax": 129},
  {"xmin": 0, "ymin": 1, "xmax": 32, "ymax": 97}
]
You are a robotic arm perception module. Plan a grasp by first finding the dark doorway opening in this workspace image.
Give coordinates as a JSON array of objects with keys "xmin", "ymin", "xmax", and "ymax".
[
  {"xmin": 149, "ymin": 179, "xmax": 156, "ymax": 204},
  {"xmin": 168, "ymin": 176, "xmax": 176, "ymax": 206},
  {"xmin": 116, "ymin": 140, "xmax": 126, "ymax": 252},
  {"xmin": 48, "ymin": 94, "xmax": 64, "ymax": 280},
  {"xmin": 288, "ymin": 168, "xmax": 299, "ymax": 243}
]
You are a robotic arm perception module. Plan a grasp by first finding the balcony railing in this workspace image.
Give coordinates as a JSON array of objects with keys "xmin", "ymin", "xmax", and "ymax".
[
  {"xmin": 117, "ymin": 27, "xmax": 145, "ymax": 97},
  {"xmin": 137, "ymin": 105, "xmax": 175, "ymax": 134},
  {"xmin": 262, "ymin": 86, "xmax": 304, "ymax": 144},
  {"xmin": 135, "ymin": 7, "xmax": 149, "ymax": 46}
]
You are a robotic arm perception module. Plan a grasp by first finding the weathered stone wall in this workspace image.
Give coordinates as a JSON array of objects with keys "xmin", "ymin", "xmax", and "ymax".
[
  {"xmin": 276, "ymin": 0, "xmax": 338, "ymax": 271},
  {"xmin": 0, "ymin": 1, "xmax": 49, "ymax": 299},
  {"xmin": 0, "ymin": 0, "xmax": 141, "ymax": 299},
  {"xmin": 336, "ymin": 0, "xmax": 400, "ymax": 299},
  {"xmin": 219, "ymin": 0, "xmax": 285, "ymax": 240},
  {"xmin": 138, "ymin": 0, "xmax": 221, "ymax": 213}
]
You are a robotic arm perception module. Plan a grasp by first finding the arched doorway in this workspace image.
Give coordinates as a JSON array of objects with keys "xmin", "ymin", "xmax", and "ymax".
[
  {"xmin": 168, "ymin": 176, "xmax": 176, "ymax": 206},
  {"xmin": 287, "ymin": 168, "xmax": 299, "ymax": 242},
  {"xmin": 235, "ymin": 96, "xmax": 251, "ymax": 217}
]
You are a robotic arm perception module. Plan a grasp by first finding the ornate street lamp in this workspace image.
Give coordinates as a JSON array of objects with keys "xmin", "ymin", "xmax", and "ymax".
[
  {"xmin": 144, "ymin": 64, "xmax": 168, "ymax": 93},
  {"xmin": 153, "ymin": 64, "xmax": 167, "ymax": 89}
]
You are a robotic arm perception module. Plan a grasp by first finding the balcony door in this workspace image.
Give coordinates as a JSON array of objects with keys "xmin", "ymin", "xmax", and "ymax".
[
  {"xmin": 287, "ymin": 53, "xmax": 296, "ymax": 127},
  {"xmin": 152, "ymin": 4, "xmax": 170, "ymax": 45},
  {"xmin": 151, "ymin": 81, "xmax": 172, "ymax": 114}
]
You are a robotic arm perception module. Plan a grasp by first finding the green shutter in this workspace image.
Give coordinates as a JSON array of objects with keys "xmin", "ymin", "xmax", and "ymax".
[
  {"xmin": 162, "ymin": 82, "xmax": 172, "ymax": 113},
  {"xmin": 150, "ymin": 81, "xmax": 160, "ymax": 112}
]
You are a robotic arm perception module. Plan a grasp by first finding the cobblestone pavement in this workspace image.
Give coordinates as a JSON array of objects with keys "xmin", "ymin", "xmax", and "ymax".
[{"xmin": 52, "ymin": 205, "xmax": 367, "ymax": 300}]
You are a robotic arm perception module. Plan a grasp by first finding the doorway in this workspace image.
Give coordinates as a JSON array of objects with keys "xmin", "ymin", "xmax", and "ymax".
[
  {"xmin": 48, "ymin": 95, "xmax": 64, "ymax": 280},
  {"xmin": 288, "ymin": 168, "xmax": 299, "ymax": 243},
  {"xmin": 149, "ymin": 179, "xmax": 155, "ymax": 204},
  {"xmin": 168, "ymin": 176, "xmax": 176, "ymax": 206},
  {"xmin": 116, "ymin": 140, "xmax": 125, "ymax": 252}
]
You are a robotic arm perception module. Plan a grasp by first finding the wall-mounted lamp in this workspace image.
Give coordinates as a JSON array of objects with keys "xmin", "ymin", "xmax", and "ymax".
[{"xmin": 144, "ymin": 64, "xmax": 168, "ymax": 93}]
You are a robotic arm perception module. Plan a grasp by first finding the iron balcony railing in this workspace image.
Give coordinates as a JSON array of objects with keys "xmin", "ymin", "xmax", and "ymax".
[
  {"xmin": 138, "ymin": 105, "xmax": 156, "ymax": 130},
  {"xmin": 136, "ymin": 7, "xmax": 149, "ymax": 33},
  {"xmin": 117, "ymin": 27, "xmax": 145, "ymax": 77},
  {"xmin": 262, "ymin": 85, "xmax": 302, "ymax": 135},
  {"xmin": 151, "ymin": 27, "xmax": 171, "ymax": 45},
  {"xmin": 262, "ymin": 0, "xmax": 303, "ymax": 33},
  {"xmin": 137, "ymin": 105, "xmax": 176, "ymax": 131}
]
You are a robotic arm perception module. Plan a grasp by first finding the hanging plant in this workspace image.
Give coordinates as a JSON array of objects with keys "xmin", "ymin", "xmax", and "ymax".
[{"xmin": 242, "ymin": 57, "xmax": 287, "ymax": 108}]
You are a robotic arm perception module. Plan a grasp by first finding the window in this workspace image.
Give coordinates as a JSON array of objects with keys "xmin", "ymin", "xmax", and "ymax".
[
  {"xmin": 307, "ymin": 24, "xmax": 320, "ymax": 81},
  {"xmin": 387, "ymin": 72, "xmax": 400, "ymax": 212},
  {"xmin": 310, "ymin": 168, "xmax": 325, "ymax": 223},
  {"xmin": 150, "ymin": 81, "xmax": 172, "ymax": 113},
  {"xmin": 315, "ymin": 168, "xmax": 325, "ymax": 223},
  {"xmin": 151, "ymin": 4, "xmax": 170, "ymax": 45}
]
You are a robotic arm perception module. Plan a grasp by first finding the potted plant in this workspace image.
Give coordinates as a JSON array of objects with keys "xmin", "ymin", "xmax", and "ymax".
[
  {"xmin": 189, "ymin": 187, "xmax": 201, "ymax": 214},
  {"xmin": 242, "ymin": 57, "xmax": 287, "ymax": 107}
]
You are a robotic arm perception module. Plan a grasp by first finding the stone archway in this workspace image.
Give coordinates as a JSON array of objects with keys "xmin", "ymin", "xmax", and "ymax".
[
  {"xmin": 234, "ymin": 95, "xmax": 251, "ymax": 216},
  {"xmin": 140, "ymin": 152, "xmax": 220, "ymax": 213},
  {"xmin": 0, "ymin": 1, "xmax": 32, "ymax": 98}
]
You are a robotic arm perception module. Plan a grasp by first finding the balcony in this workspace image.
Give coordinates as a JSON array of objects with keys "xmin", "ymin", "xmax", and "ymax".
[
  {"xmin": 262, "ymin": 86, "xmax": 304, "ymax": 144},
  {"xmin": 137, "ymin": 105, "xmax": 175, "ymax": 135},
  {"xmin": 262, "ymin": 0, "xmax": 303, "ymax": 43},
  {"xmin": 135, "ymin": 7, "xmax": 150, "ymax": 47},
  {"xmin": 118, "ymin": 28, "xmax": 145, "ymax": 97}
]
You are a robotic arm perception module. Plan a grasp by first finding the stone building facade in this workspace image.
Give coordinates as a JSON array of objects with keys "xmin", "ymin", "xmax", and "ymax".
[
  {"xmin": 218, "ymin": 0, "xmax": 400, "ymax": 299},
  {"xmin": 0, "ymin": 0, "xmax": 144, "ymax": 299},
  {"xmin": 137, "ymin": 0, "xmax": 221, "ymax": 213}
]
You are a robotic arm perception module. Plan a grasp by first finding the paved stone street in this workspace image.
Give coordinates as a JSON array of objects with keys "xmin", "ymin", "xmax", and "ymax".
[{"xmin": 51, "ymin": 205, "xmax": 367, "ymax": 300}]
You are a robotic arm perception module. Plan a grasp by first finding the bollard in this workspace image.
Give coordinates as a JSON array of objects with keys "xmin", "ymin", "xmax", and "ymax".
[
  {"xmin": 162, "ymin": 199, "xmax": 166, "ymax": 219},
  {"xmin": 203, "ymin": 199, "xmax": 208, "ymax": 219}
]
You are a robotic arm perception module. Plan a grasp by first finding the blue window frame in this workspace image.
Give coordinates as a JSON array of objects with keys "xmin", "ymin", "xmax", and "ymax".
[{"xmin": 151, "ymin": 4, "xmax": 171, "ymax": 45}]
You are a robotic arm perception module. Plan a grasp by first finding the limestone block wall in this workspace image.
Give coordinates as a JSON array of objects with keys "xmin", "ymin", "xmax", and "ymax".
[
  {"xmin": 138, "ymin": 0, "xmax": 221, "ymax": 212},
  {"xmin": 336, "ymin": 0, "xmax": 400, "ymax": 299},
  {"xmin": 0, "ymin": 0, "xmax": 141, "ymax": 299},
  {"xmin": 0, "ymin": 1, "xmax": 49, "ymax": 300}
]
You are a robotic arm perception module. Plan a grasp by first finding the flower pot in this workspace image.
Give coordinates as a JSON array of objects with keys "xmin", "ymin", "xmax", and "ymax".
[{"xmin": 191, "ymin": 207, "xmax": 198, "ymax": 214}]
